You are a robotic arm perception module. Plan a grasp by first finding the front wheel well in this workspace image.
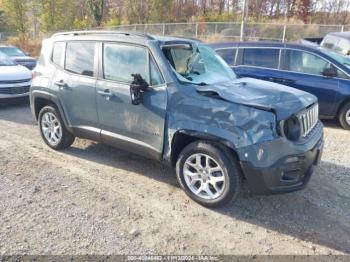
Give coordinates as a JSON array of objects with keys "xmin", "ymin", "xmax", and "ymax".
[{"xmin": 170, "ymin": 131, "xmax": 241, "ymax": 170}]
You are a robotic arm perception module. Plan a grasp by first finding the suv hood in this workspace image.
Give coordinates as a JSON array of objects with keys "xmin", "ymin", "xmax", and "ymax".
[
  {"xmin": 0, "ymin": 65, "xmax": 32, "ymax": 81},
  {"xmin": 196, "ymin": 77, "xmax": 317, "ymax": 120}
]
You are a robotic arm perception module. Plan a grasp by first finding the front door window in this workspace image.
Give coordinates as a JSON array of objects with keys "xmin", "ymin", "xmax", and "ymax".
[{"xmin": 285, "ymin": 50, "xmax": 330, "ymax": 76}]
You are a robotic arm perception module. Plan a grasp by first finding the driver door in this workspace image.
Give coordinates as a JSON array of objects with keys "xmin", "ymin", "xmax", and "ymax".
[
  {"xmin": 96, "ymin": 42, "xmax": 167, "ymax": 160},
  {"xmin": 281, "ymin": 49, "xmax": 339, "ymax": 117}
]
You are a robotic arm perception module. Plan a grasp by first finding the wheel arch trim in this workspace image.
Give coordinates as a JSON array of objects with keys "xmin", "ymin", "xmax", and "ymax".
[
  {"xmin": 31, "ymin": 90, "xmax": 72, "ymax": 132},
  {"xmin": 167, "ymin": 129, "xmax": 240, "ymax": 166}
]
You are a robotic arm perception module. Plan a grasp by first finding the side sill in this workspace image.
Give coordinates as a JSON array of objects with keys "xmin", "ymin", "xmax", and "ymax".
[{"xmin": 101, "ymin": 130, "xmax": 162, "ymax": 161}]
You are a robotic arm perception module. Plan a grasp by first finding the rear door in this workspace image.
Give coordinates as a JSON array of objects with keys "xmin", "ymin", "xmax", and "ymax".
[
  {"xmin": 95, "ymin": 42, "xmax": 167, "ymax": 159},
  {"xmin": 234, "ymin": 47, "xmax": 283, "ymax": 81},
  {"xmin": 54, "ymin": 41, "xmax": 99, "ymax": 129},
  {"xmin": 281, "ymin": 49, "xmax": 339, "ymax": 116}
]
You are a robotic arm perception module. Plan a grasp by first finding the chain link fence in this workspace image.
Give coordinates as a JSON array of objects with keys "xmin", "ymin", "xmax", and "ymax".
[
  {"xmin": 0, "ymin": 22, "xmax": 348, "ymax": 45},
  {"xmin": 94, "ymin": 22, "xmax": 348, "ymax": 43},
  {"xmin": 0, "ymin": 22, "xmax": 350, "ymax": 41}
]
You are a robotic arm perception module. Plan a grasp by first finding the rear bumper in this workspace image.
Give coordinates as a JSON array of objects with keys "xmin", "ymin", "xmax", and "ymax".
[{"xmin": 238, "ymin": 121, "xmax": 324, "ymax": 195}]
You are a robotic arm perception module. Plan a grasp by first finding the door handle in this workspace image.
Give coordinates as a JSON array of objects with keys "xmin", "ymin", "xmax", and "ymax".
[
  {"xmin": 282, "ymin": 79, "xmax": 296, "ymax": 84},
  {"xmin": 54, "ymin": 80, "xmax": 68, "ymax": 89},
  {"xmin": 268, "ymin": 77, "xmax": 295, "ymax": 84},
  {"xmin": 97, "ymin": 89, "xmax": 114, "ymax": 100},
  {"xmin": 268, "ymin": 77, "xmax": 283, "ymax": 82}
]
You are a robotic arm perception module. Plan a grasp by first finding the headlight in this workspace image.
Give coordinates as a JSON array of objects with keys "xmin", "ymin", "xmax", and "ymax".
[{"xmin": 280, "ymin": 116, "xmax": 301, "ymax": 141}]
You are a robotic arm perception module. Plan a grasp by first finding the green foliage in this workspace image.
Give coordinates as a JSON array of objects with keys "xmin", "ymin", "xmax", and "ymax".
[
  {"xmin": 103, "ymin": 17, "xmax": 121, "ymax": 27},
  {"xmin": 200, "ymin": 11, "xmax": 239, "ymax": 23},
  {"xmin": 36, "ymin": 0, "xmax": 75, "ymax": 32},
  {"xmin": 87, "ymin": 0, "xmax": 105, "ymax": 26},
  {"xmin": 73, "ymin": 17, "xmax": 92, "ymax": 30},
  {"xmin": 148, "ymin": 0, "xmax": 172, "ymax": 23},
  {"xmin": 2, "ymin": 0, "xmax": 29, "ymax": 34},
  {"xmin": 0, "ymin": 0, "xmax": 349, "ymax": 36},
  {"xmin": 0, "ymin": 9, "xmax": 9, "ymax": 31}
]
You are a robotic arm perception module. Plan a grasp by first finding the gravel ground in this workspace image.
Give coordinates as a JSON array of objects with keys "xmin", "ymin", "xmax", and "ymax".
[{"xmin": 0, "ymin": 100, "xmax": 349, "ymax": 255}]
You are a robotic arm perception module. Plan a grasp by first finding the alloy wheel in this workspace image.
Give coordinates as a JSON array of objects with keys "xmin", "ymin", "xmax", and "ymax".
[
  {"xmin": 346, "ymin": 109, "xmax": 350, "ymax": 126},
  {"xmin": 41, "ymin": 112, "xmax": 62, "ymax": 146},
  {"xmin": 183, "ymin": 153, "xmax": 225, "ymax": 200}
]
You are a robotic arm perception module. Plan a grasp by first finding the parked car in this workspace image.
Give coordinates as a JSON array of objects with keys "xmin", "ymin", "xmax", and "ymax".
[
  {"xmin": 321, "ymin": 32, "xmax": 350, "ymax": 57},
  {"xmin": 300, "ymin": 32, "xmax": 350, "ymax": 57},
  {"xmin": 0, "ymin": 51, "xmax": 32, "ymax": 100},
  {"xmin": 30, "ymin": 31, "xmax": 323, "ymax": 207},
  {"xmin": 0, "ymin": 45, "xmax": 37, "ymax": 70},
  {"xmin": 211, "ymin": 41, "xmax": 350, "ymax": 129}
]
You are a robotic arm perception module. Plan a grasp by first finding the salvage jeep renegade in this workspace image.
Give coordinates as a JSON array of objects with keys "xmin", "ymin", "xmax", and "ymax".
[{"xmin": 30, "ymin": 31, "xmax": 324, "ymax": 207}]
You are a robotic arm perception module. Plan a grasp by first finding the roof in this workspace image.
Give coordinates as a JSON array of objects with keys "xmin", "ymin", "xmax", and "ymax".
[
  {"xmin": 208, "ymin": 41, "xmax": 327, "ymax": 53},
  {"xmin": 50, "ymin": 30, "xmax": 200, "ymax": 46}
]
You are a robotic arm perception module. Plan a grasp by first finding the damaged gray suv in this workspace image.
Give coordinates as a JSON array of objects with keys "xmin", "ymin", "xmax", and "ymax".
[{"xmin": 30, "ymin": 31, "xmax": 324, "ymax": 207}]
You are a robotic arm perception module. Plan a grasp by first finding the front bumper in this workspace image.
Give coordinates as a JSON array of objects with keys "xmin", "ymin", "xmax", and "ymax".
[
  {"xmin": 0, "ymin": 82, "xmax": 31, "ymax": 99},
  {"xmin": 0, "ymin": 92, "xmax": 29, "ymax": 99},
  {"xmin": 239, "ymin": 121, "xmax": 324, "ymax": 195}
]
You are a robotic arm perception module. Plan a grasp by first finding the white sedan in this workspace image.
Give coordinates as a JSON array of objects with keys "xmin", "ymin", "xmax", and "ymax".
[{"xmin": 0, "ymin": 51, "xmax": 32, "ymax": 100}]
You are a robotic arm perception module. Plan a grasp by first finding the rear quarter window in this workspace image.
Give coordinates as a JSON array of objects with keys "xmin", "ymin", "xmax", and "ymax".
[
  {"xmin": 52, "ymin": 42, "xmax": 65, "ymax": 67},
  {"xmin": 241, "ymin": 48, "xmax": 280, "ymax": 69}
]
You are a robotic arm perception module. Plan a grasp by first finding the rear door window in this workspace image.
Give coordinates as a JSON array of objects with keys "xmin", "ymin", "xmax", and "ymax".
[
  {"xmin": 241, "ymin": 48, "xmax": 280, "ymax": 69},
  {"xmin": 65, "ymin": 42, "xmax": 95, "ymax": 77},
  {"xmin": 216, "ymin": 48, "xmax": 236, "ymax": 66}
]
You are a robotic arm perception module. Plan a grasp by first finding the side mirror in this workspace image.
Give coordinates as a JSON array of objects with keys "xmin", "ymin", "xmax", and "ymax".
[
  {"xmin": 130, "ymin": 74, "xmax": 150, "ymax": 105},
  {"xmin": 322, "ymin": 67, "xmax": 337, "ymax": 78}
]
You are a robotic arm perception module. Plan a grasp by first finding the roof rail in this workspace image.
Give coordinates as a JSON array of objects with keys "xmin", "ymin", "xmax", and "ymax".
[{"xmin": 52, "ymin": 30, "xmax": 155, "ymax": 40}]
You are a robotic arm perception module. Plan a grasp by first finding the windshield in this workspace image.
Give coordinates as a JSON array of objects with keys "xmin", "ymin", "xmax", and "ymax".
[
  {"xmin": 0, "ymin": 47, "xmax": 25, "ymax": 57},
  {"xmin": 320, "ymin": 48, "xmax": 350, "ymax": 70},
  {"xmin": 163, "ymin": 43, "xmax": 236, "ymax": 85},
  {"xmin": 0, "ymin": 52, "xmax": 16, "ymax": 66}
]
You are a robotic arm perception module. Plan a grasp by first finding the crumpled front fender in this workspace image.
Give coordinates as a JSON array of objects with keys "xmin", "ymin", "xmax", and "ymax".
[{"xmin": 163, "ymin": 85, "xmax": 278, "ymax": 161}]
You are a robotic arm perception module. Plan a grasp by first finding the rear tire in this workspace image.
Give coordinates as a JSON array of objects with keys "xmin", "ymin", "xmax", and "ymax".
[
  {"xmin": 338, "ymin": 102, "xmax": 350, "ymax": 130},
  {"xmin": 176, "ymin": 141, "xmax": 241, "ymax": 208},
  {"xmin": 38, "ymin": 105, "xmax": 75, "ymax": 150}
]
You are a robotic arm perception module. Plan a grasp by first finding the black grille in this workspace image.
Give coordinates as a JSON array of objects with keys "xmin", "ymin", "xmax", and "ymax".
[
  {"xmin": 298, "ymin": 103, "xmax": 319, "ymax": 137},
  {"xmin": 0, "ymin": 79, "xmax": 31, "ymax": 84},
  {"xmin": 0, "ymin": 86, "xmax": 30, "ymax": 94}
]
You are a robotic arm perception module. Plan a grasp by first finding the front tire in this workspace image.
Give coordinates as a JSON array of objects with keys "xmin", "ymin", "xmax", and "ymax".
[
  {"xmin": 38, "ymin": 105, "xmax": 75, "ymax": 150},
  {"xmin": 176, "ymin": 141, "xmax": 241, "ymax": 208},
  {"xmin": 338, "ymin": 102, "xmax": 350, "ymax": 130}
]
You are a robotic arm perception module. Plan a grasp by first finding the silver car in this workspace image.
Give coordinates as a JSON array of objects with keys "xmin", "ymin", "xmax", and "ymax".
[{"xmin": 0, "ymin": 52, "xmax": 32, "ymax": 100}]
